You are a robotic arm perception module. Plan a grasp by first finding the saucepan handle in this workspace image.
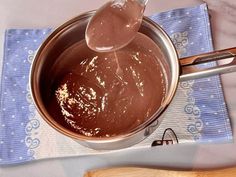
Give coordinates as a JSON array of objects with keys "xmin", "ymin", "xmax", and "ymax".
[{"xmin": 179, "ymin": 47, "xmax": 236, "ymax": 81}]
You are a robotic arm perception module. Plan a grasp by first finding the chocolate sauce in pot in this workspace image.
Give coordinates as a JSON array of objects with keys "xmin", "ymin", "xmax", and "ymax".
[
  {"xmin": 86, "ymin": 0, "xmax": 145, "ymax": 52},
  {"xmin": 49, "ymin": 33, "xmax": 167, "ymax": 137}
]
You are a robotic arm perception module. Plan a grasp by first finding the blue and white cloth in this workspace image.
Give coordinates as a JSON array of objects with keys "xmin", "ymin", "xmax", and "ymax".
[{"xmin": 0, "ymin": 4, "xmax": 232, "ymax": 165}]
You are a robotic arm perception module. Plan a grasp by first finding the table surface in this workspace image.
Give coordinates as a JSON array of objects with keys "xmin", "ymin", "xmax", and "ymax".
[{"xmin": 1, "ymin": 0, "xmax": 236, "ymax": 176}]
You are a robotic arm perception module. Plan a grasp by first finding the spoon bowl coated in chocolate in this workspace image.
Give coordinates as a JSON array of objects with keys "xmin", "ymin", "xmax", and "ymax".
[{"xmin": 85, "ymin": 0, "xmax": 146, "ymax": 52}]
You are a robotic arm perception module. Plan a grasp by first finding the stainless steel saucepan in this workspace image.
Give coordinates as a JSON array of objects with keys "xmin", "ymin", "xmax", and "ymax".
[{"xmin": 30, "ymin": 11, "xmax": 236, "ymax": 150}]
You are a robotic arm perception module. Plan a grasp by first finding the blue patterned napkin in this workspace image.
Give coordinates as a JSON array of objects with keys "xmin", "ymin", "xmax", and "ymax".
[{"xmin": 0, "ymin": 4, "xmax": 232, "ymax": 165}]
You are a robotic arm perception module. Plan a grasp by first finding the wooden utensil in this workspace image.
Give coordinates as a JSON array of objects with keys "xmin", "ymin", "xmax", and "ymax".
[{"xmin": 84, "ymin": 167, "xmax": 236, "ymax": 177}]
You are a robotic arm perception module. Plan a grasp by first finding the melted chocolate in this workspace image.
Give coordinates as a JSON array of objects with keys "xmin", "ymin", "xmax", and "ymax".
[
  {"xmin": 49, "ymin": 32, "xmax": 167, "ymax": 137},
  {"xmin": 86, "ymin": 0, "xmax": 144, "ymax": 52}
]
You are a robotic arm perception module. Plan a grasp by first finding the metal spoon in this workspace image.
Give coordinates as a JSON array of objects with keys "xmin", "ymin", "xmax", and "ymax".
[{"xmin": 85, "ymin": 0, "xmax": 149, "ymax": 52}]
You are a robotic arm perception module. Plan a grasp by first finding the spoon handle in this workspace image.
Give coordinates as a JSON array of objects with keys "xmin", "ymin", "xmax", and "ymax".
[
  {"xmin": 84, "ymin": 167, "xmax": 236, "ymax": 177},
  {"xmin": 138, "ymin": 0, "xmax": 149, "ymax": 5}
]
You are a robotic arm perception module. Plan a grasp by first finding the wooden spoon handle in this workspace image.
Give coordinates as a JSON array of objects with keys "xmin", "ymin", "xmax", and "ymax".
[{"xmin": 84, "ymin": 167, "xmax": 236, "ymax": 177}]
